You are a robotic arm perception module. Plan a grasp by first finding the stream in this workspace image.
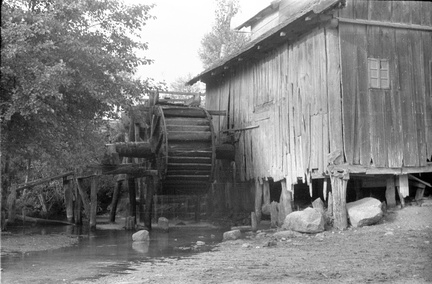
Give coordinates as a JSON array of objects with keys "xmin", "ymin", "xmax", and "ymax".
[{"xmin": 1, "ymin": 222, "xmax": 226, "ymax": 284}]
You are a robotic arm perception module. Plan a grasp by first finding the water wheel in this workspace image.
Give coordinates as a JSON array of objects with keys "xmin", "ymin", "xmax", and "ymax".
[{"xmin": 150, "ymin": 105, "xmax": 216, "ymax": 195}]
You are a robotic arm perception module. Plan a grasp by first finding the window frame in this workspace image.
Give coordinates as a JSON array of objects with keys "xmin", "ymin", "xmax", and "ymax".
[{"xmin": 368, "ymin": 58, "xmax": 390, "ymax": 90}]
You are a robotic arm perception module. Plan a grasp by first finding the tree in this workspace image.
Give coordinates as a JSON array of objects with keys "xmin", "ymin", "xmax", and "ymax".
[
  {"xmin": 198, "ymin": 0, "xmax": 249, "ymax": 69},
  {"xmin": 170, "ymin": 73, "xmax": 205, "ymax": 93},
  {"xmin": 0, "ymin": 0, "xmax": 157, "ymax": 223}
]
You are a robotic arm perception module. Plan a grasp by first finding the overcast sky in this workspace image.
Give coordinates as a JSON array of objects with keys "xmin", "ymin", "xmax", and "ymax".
[{"xmin": 134, "ymin": 0, "xmax": 267, "ymax": 86}]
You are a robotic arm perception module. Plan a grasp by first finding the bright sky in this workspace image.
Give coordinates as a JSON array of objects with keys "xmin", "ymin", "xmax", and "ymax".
[{"xmin": 134, "ymin": 0, "xmax": 268, "ymax": 86}]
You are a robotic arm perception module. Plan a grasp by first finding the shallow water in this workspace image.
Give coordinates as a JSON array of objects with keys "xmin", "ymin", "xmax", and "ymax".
[{"xmin": 1, "ymin": 223, "xmax": 226, "ymax": 284}]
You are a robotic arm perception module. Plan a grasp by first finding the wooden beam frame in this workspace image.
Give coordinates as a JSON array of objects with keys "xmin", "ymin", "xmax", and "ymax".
[
  {"xmin": 337, "ymin": 17, "xmax": 432, "ymax": 32},
  {"xmin": 15, "ymin": 171, "xmax": 74, "ymax": 192},
  {"xmin": 327, "ymin": 163, "xmax": 432, "ymax": 175}
]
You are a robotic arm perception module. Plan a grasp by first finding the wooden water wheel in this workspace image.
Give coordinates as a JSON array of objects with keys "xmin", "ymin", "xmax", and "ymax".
[
  {"xmin": 150, "ymin": 105, "xmax": 216, "ymax": 195},
  {"xmin": 105, "ymin": 100, "xmax": 233, "ymax": 229}
]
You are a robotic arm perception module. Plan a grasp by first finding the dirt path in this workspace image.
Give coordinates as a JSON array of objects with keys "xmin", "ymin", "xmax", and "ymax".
[{"xmin": 72, "ymin": 206, "xmax": 432, "ymax": 284}]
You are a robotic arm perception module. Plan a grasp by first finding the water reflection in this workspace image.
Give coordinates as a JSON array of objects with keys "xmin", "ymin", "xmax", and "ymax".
[
  {"xmin": 131, "ymin": 241, "xmax": 149, "ymax": 254},
  {"xmin": 1, "ymin": 224, "xmax": 225, "ymax": 283}
]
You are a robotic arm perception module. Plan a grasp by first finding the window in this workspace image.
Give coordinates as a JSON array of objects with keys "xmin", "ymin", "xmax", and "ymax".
[{"xmin": 368, "ymin": 58, "xmax": 390, "ymax": 89}]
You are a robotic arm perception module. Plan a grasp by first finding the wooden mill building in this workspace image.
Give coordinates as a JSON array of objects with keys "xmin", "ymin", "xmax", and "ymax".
[{"xmin": 189, "ymin": 0, "xmax": 432, "ymax": 229}]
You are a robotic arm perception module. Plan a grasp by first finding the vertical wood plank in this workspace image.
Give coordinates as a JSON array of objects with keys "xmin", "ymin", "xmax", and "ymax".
[
  {"xmin": 410, "ymin": 30, "xmax": 427, "ymax": 166},
  {"xmin": 396, "ymin": 30, "xmax": 419, "ymax": 166},
  {"xmin": 422, "ymin": 31, "xmax": 432, "ymax": 160},
  {"xmin": 353, "ymin": 24, "xmax": 371, "ymax": 166},
  {"xmin": 339, "ymin": 23, "xmax": 356, "ymax": 165},
  {"xmin": 326, "ymin": 28, "xmax": 344, "ymax": 156}
]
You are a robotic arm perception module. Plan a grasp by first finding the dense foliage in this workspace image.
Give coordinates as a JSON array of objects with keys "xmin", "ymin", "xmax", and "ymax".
[
  {"xmin": 1, "ymin": 0, "xmax": 156, "ymax": 219},
  {"xmin": 198, "ymin": 0, "xmax": 249, "ymax": 69}
]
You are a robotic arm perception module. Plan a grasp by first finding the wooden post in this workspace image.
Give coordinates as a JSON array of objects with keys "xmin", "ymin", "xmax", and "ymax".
[
  {"xmin": 127, "ymin": 176, "xmax": 136, "ymax": 223},
  {"xmin": 90, "ymin": 176, "xmax": 99, "ymax": 230},
  {"xmin": 75, "ymin": 178, "xmax": 91, "ymax": 219},
  {"xmin": 397, "ymin": 175, "xmax": 408, "ymax": 208},
  {"xmin": 254, "ymin": 179, "xmax": 263, "ymax": 223},
  {"xmin": 144, "ymin": 175, "xmax": 155, "ymax": 230},
  {"xmin": 139, "ymin": 178, "xmax": 146, "ymax": 224},
  {"xmin": 328, "ymin": 191, "xmax": 333, "ymax": 217},
  {"xmin": 73, "ymin": 180, "xmax": 82, "ymax": 225},
  {"xmin": 7, "ymin": 186, "xmax": 17, "ymax": 223},
  {"xmin": 270, "ymin": 201, "xmax": 278, "ymax": 228},
  {"xmin": 415, "ymin": 186, "xmax": 425, "ymax": 202},
  {"xmin": 109, "ymin": 179, "xmax": 122, "ymax": 223},
  {"xmin": 64, "ymin": 178, "xmax": 74, "ymax": 223},
  {"xmin": 278, "ymin": 180, "xmax": 293, "ymax": 225},
  {"xmin": 251, "ymin": 212, "xmax": 258, "ymax": 231},
  {"xmin": 330, "ymin": 170, "xmax": 349, "ymax": 230},
  {"xmin": 38, "ymin": 193, "xmax": 48, "ymax": 217},
  {"xmin": 386, "ymin": 176, "xmax": 396, "ymax": 208},
  {"xmin": 262, "ymin": 180, "xmax": 270, "ymax": 207}
]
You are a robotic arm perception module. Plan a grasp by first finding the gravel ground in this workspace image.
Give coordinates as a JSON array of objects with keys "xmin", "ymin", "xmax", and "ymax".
[{"xmin": 74, "ymin": 205, "xmax": 432, "ymax": 284}]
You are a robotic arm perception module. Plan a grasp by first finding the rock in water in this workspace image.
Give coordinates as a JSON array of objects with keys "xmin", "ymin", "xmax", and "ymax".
[
  {"xmin": 158, "ymin": 217, "xmax": 169, "ymax": 231},
  {"xmin": 132, "ymin": 230, "xmax": 150, "ymax": 242},
  {"xmin": 347, "ymin": 197, "xmax": 383, "ymax": 227},
  {"xmin": 223, "ymin": 229, "xmax": 241, "ymax": 241},
  {"xmin": 282, "ymin": 207, "xmax": 325, "ymax": 233}
]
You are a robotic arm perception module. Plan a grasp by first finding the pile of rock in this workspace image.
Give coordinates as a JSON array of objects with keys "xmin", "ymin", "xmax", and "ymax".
[{"xmin": 278, "ymin": 197, "xmax": 384, "ymax": 233}]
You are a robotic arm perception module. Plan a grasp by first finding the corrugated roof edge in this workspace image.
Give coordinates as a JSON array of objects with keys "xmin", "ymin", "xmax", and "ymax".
[{"xmin": 187, "ymin": 0, "xmax": 344, "ymax": 86}]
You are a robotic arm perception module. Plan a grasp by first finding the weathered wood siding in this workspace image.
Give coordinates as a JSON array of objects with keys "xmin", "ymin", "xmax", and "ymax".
[
  {"xmin": 339, "ymin": 0, "xmax": 432, "ymax": 167},
  {"xmin": 206, "ymin": 26, "xmax": 342, "ymax": 184},
  {"xmin": 206, "ymin": 0, "xmax": 431, "ymax": 186}
]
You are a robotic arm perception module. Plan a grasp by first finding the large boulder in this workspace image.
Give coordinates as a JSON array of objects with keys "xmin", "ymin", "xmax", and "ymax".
[
  {"xmin": 132, "ymin": 230, "xmax": 150, "ymax": 242},
  {"xmin": 347, "ymin": 197, "xmax": 383, "ymax": 227},
  {"xmin": 282, "ymin": 207, "xmax": 325, "ymax": 233},
  {"xmin": 223, "ymin": 229, "xmax": 241, "ymax": 241}
]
